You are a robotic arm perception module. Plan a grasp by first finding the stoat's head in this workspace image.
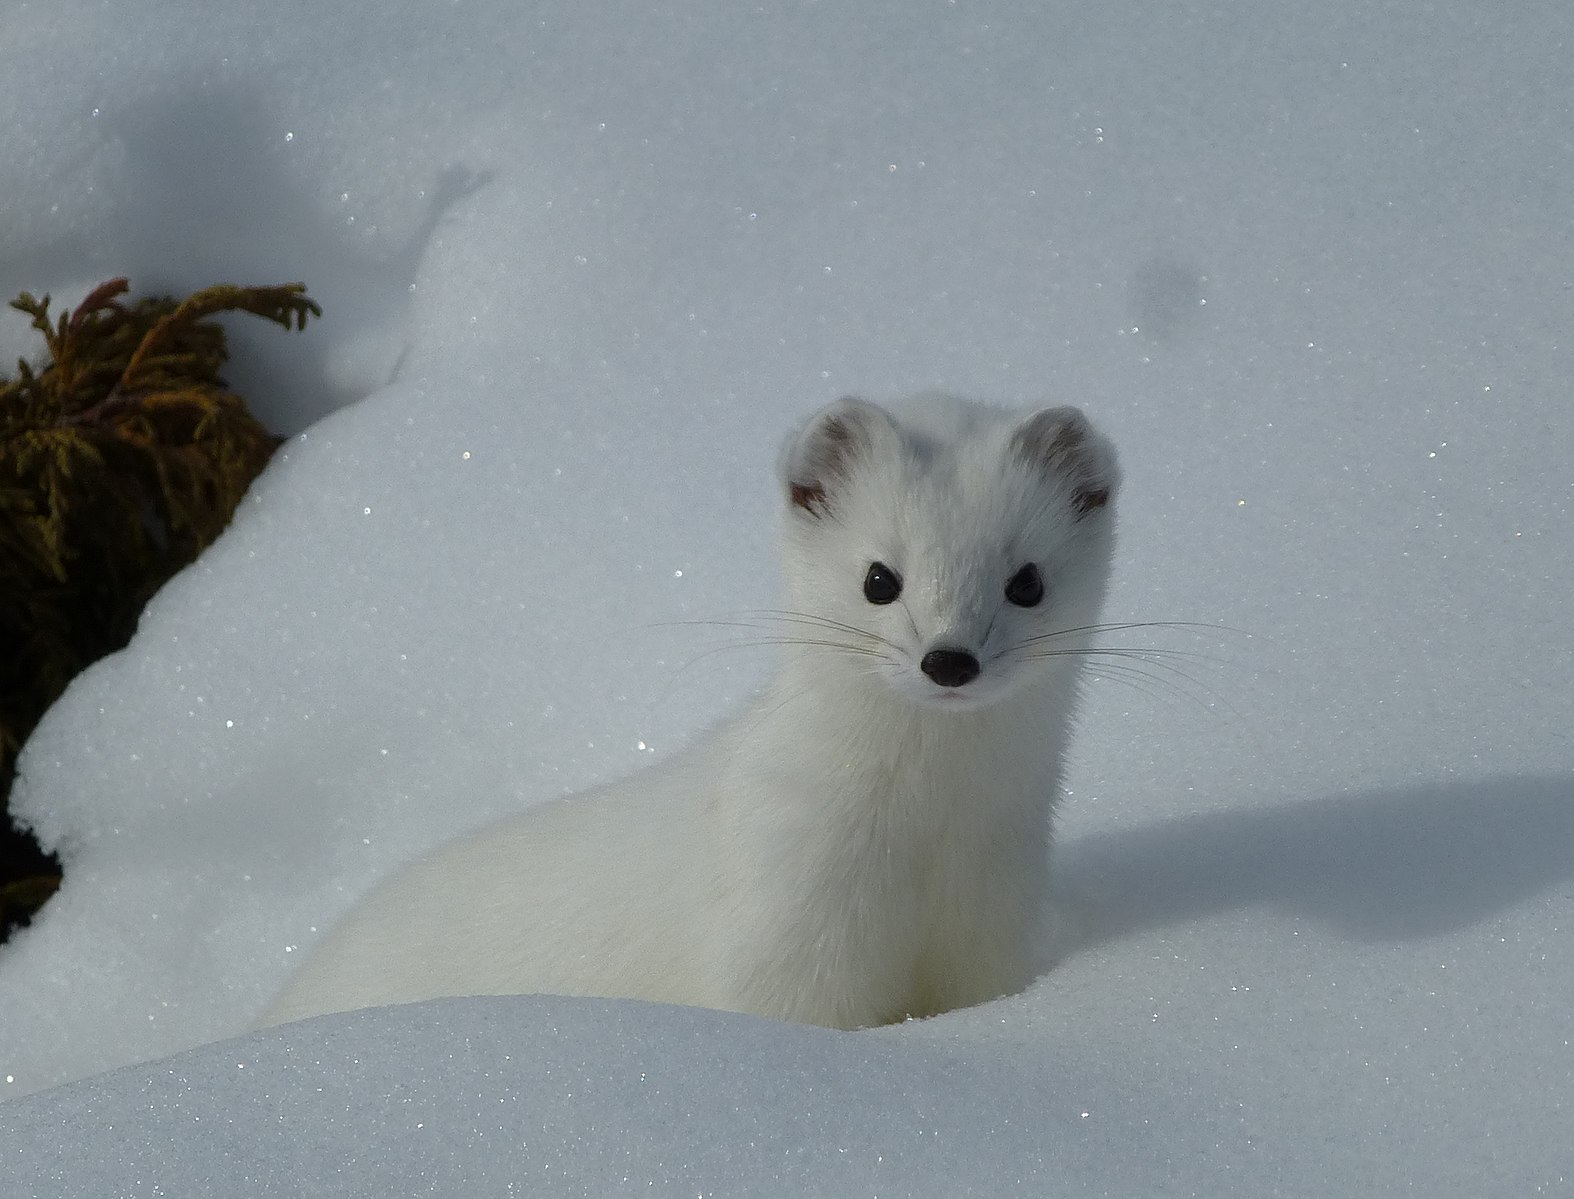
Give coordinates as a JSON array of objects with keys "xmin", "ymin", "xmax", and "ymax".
[{"xmin": 778, "ymin": 393, "xmax": 1120, "ymax": 710}]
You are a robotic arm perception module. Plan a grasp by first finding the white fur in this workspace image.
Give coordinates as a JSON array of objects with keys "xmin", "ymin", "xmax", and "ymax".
[{"xmin": 262, "ymin": 393, "xmax": 1119, "ymax": 1030}]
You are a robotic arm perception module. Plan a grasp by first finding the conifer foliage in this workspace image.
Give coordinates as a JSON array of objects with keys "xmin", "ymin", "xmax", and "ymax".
[{"xmin": 1, "ymin": 277, "xmax": 319, "ymax": 936}]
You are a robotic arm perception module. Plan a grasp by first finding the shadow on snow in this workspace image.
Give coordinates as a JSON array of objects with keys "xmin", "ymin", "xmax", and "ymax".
[{"xmin": 1057, "ymin": 773, "xmax": 1574, "ymax": 949}]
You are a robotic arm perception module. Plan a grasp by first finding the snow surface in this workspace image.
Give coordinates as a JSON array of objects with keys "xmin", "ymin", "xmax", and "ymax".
[{"xmin": 2, "ymin": 0, "xmax": 1572, "ymax": 1194}]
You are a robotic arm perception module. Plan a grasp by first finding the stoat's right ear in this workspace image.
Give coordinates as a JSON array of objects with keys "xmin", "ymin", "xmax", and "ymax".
[
  {"xmin": 1009, "ymin": 405, "xmax": 1121, "ymax": 517},
  {"xmin": 779, "ymin": 397, "xmax": 899, "ymax": 518}
]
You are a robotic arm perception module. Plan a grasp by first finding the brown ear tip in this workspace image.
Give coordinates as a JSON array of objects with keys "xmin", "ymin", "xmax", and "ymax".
[
  {"xmin": 1074, "ymin": 486, "xmax": 1111, "ymax": 515},
  {"xmin": 819, "ymin": 414, "xmax": 855, "ymax": 450},
  {"xmin": 790, "ymin": 481, "xmax": 829, "ymax": 514}
]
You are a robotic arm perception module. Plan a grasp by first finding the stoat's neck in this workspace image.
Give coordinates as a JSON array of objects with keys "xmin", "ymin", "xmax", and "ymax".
[{"xmin": 744, "ymin": 658, "xmax": 1075, "ymax": 825}]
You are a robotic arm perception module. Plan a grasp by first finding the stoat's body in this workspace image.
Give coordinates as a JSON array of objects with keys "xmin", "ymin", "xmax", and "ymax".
[{"xmin": 263, "ymin": 393, "xmax": 1119, "ymax": 1030}]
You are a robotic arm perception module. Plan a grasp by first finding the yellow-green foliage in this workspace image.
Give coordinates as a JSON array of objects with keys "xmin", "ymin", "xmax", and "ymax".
[{"xmin": 1, "ymin": 277, "xmax": 319, "ymax": 932}]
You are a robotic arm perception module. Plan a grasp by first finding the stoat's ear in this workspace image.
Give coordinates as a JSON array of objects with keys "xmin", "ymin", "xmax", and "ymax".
[
  {"xmin": 780, "ymin": 397, "xmax": 900, "ymax": 517},
  {"xmin": 1010, "ymin": 406, "xmax": 1120, "ymax": 516}
]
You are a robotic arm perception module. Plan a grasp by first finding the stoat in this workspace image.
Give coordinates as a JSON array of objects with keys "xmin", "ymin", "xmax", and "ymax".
[{"xmin": 262, "ymin": 392, "xmax": 1119, "ymax": 1030}]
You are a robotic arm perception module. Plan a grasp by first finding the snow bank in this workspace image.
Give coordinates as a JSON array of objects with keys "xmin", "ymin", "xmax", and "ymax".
[{"xmin": 1, "ymin": 996, "xmax": 1130, "ymax": 1197}]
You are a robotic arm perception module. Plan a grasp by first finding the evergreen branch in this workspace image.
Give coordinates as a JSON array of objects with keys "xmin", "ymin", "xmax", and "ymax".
[{"xmin": 119, "ymin": 282, "xmax": 320, "ymax": 392}]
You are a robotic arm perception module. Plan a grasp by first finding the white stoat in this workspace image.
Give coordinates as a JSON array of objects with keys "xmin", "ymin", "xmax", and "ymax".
[{"xmin": 262, "ymin": 393, "xmax": 1120, "ymax": 1030}]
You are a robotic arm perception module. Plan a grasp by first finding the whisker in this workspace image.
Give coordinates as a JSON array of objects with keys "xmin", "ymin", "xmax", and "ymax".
[
  {"xmin": 674, "ymin": 636, "xmax": 888, "ymax": 669},
  {"xmin": 1018, "ymin": 619, "xmax": 1248, "ymax": 646},
  {"xmin": 649, "ymin": 609, "xmax": 905, "ymax": 652},
  {"xmin": 644, "ymin": 617, "xmax": 811, "ymax": 634},
  {"xmin": 1077, "ymin": 661, "xmax": 1210, "ymax": 714},
  {"xmin": 1083, "ymin": 652, "xmax": 1247, "ymax": 723},
  {"xmin": 649, "ymin": 610, "xmax": 901, "ymax": 711},
  {"xmin": 1009, "ymin": 624, "xmax": 1251, "ymax": 723},
  {"xmin": 1025, "ymin": 645, "xmax": 1233, "ymax": 671},
  {"xmin": 741, "ymin": 609, "xmax": 905, "ymax": 654}
]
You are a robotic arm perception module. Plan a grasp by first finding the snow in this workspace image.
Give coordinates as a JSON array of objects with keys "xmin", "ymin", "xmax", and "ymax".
[{"xmin": 2, "ymin": 0, "xmax": 1572, "ymax": 1194}]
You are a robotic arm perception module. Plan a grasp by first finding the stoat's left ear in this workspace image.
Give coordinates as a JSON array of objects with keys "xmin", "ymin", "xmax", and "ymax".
[
  {"xmin": 1010, "ymin": 406, "xmax": 1120, "ymax": 516},
  {"xmin": 780, "ymin": 396, "xmax": 901, "ymax": 518}
]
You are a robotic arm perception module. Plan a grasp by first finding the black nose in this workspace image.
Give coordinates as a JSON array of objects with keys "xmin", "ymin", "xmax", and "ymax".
[{"xmin": 920, "ymin": 648, "xmax": 981, "ymax": 688}]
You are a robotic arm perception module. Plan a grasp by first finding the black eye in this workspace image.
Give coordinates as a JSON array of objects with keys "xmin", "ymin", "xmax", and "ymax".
[
  {"xmin": 863, "ymin": 561, "xmax": 902, "ymax": 604},
  {"xmin": 1005, "ymin": 562, "xmax": 1044, "ymax": 607}
]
